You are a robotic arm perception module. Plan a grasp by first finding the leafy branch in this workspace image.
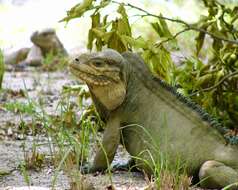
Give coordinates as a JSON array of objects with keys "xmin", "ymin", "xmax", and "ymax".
[
  {"xmin": 112, "ymin": 1, "xmax": 238, "ymax": 45},
  {"xmin": 155, "ymin": 28, "xmax": 190, "ymax": 47}
]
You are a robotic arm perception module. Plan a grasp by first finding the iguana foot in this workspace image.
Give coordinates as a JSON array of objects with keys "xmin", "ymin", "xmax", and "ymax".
[
  {"xmin": 79, "ymin": 163, "xmax": 106, "ymax": 175},
  {"xmin": 79, "ymin": 163, "xmax": 95, "ymax": 174},
  {"xmin": 199, "ymin": 160, "xmax": 238, "ymax": 189},
  {"xmin": 112, "ymin": 159, "xmax": 140, "ymax": 172},
  {"xmin": 15, "ymin": 59, "xmax": 42, "ymax": 70},
  {"xmin": 27, "ymin": 59, "xmax": 42, "ymax": 67},
  {"xmin": 14, "ymin": 61, "xmax": 27, "ymax": 71}
]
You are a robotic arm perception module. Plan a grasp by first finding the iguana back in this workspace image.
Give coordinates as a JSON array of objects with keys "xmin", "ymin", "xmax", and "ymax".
[{"xmin": 120, "ymin": 52, "xmax": 238, "ymax": 174}]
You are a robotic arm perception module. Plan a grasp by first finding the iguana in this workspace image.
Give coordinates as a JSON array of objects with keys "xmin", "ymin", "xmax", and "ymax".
[
  {"xmin": 69, "ymin": 49, "xmax": 238, "ymax": 189},
  {"xmin": 4, "ymin": 28, "xmax": 67, "ymax": 67}
]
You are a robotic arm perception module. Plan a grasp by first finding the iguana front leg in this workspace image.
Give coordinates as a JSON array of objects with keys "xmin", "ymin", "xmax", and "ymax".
[
  {"xmin": 90, "ymin": 116, "xmax": 120, "ymax": 173},
  {"xmin": 22, "ymin": 45, "xmax": 43, "ymax": 66}
]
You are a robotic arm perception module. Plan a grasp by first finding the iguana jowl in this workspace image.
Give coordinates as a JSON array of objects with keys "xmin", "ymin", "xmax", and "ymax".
[{"xmin": 69, "ymin": 49, "xmax": 238, "ymax": 189}]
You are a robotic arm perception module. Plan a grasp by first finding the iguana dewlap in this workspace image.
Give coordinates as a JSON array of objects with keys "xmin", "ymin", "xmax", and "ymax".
[{"xmin": 69, "ymin": 49, "xmax": 238, "ymax": 189}]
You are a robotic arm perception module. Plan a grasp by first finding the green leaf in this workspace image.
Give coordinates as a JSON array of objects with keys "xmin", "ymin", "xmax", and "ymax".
[
  {"xmin": 87, "ymin": 13, "xmax": 101, "ymax": 50},
  {"xmin": 98, "ymin": 0, "xmax": 110, "ymax": 9},
  {"xmin": 215, "ymin": 69, "xmax": 224, "ymax": 83},
  {"xmin": 142, "ymin": 46, "xmax": 175, "ymax": 82},
  {"xmin": 195, "ymin": 74, "xmax": 213, "ymax": 88},
  {"xmin": 151, "ymin": 22, "xmax": 164, "ymax": 37},
  {"xmin": 195, "ymin": 31, "xmax": 206, "ymax": 56},
  {"xmin": 117, "ymin": 4, "xmax": 132, "ymax": 37},
  {"xmin": 151, "ymin": 15, "xmax": 177, "ymax": 49},
  {"xmin": 87, "ymin": 29, "xmax": 94, "ymax": 50},
  {"xmin": 60, "ymin": 0, "xmax": 95, "ymax": 22},
  {"xmin": 108, "ymin": 32, "xmax": 127, "ymax": 53},
  {"xmin": 91, "ymin": 13, "xmax": 100, "ymax": 28},
  {"xmin": 117, "ymin": 3, "xmax": 127, "ymax": 18},
  {"xmin": 87, "ymin": 13, "xmax": 112, "ymax": 51},
  {"xmin": 103, "ymin": 15, "xmax": 108, "ymax": 26},
  {"xmin": 212, "ymin": 38, "xmax": 223, "ymax": 52},
  {"xmin": 117, "ymin": 18, "xmax": 131, "ymax": 37},
  {"xmin": 158, "ymin": 13, "xmax": 173, "ymax": 38},
  {"xmin": 231, "ymin": 7, "xmax": 238, "ymax": 23},
  {"xmin": 121, "ymin": 36, "xmax": 148, "ymax": 49},
  {"xmin": 92, "ymin": 28, "xmax": 105, "ymax": 38},
  {"xmin": 151, "ymin": 13, "xmax": 173, "ymax": 39}
]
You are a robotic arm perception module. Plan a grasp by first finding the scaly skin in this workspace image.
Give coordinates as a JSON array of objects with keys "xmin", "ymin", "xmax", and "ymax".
[
  {"xmin": 4, "ymin": 28, "xmax": 67, "ymax": 66},
  {"xmin": 69, "ymin": 49, "xmax": 238, "ymax": 189}
]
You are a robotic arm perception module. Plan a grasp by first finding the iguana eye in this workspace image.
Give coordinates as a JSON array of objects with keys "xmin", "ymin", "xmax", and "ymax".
[
  {"xmin": 42, "ymin": 32, "xmax": 48, "ymax": 37},
  {"xmin": 93, "ymin": 61, "xmax": 103, "ymax": 67}
]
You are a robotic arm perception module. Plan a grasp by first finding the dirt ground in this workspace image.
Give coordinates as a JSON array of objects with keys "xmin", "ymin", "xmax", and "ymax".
[{"xmin": 0, "ymin": 67, "xmax": 209, "ymax": 190}]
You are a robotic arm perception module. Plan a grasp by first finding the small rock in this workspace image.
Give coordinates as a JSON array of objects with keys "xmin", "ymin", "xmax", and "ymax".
[
  {"xmin": 0, "ymin": 129, "xmax": 5, "ymax": 136},
  {"xmin": 7, "ymin": 127, "xmax": 13, "ymax": 136},
  {"xmin": 0, "ymin": 170, "xmax": 11, "ymax": 177},
  {"xmin": 106, "ymin": 184, "xmax": 116, "ymax": 190}
]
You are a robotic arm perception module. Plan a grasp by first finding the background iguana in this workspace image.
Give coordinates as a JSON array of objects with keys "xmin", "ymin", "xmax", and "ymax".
[
  {"xmin": 69, "ymin": 49, "xmax": 238, "ymax": 189},
  {"xmin": 4, "ymin": 28, "xmax": 68, "ymax": 67}
]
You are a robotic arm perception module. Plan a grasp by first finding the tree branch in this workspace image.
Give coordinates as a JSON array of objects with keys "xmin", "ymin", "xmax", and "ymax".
[
  {"xmin": 155, "ymin": 28, "xmax": 190, "ymax": 47},
  {"xmin": 189, "ymin": 70, "xmax": 238, "ymax": 96}
]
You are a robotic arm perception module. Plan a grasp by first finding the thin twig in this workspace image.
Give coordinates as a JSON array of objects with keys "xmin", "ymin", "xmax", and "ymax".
[
  {"xmin": 155, "ymin": 28, "xmax": 190, "ymax": 47},
  {"xmin": 111, "ymin": 1, "xmax": 238, "ymax": 45},
  {"xmin": 189, "ymin": 70, "xmax": 238, "ymax": 96},
  {"xmin": 188, "ymin": 26, "xmax": 238, "ymax": 44}
]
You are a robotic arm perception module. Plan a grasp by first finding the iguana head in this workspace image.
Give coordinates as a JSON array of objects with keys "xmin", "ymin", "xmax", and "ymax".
[
  {"xmin": 69, "ymin": 49, "xmax": 127, "ymax": 110},
  {"xmin": 30, "ymin": 28, "xmax": 57, "ymax": 50}
]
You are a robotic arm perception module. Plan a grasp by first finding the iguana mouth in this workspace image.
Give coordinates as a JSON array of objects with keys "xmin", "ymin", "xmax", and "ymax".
[{"xmin": 69, "ymin": 62, "xmax": 112, "ymax": 86}]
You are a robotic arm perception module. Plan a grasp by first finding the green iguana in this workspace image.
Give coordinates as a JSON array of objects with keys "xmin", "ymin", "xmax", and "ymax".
[
  {"xmin": 69, "ymin": 49, "xmax": 238, "ymax": 189},
  {"xmin": 4, "ymin": 28, "xmax": 67, "ymax": 67}
]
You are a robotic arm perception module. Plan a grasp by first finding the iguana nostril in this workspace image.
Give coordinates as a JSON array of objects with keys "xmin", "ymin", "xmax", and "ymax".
[{"xmin": 75, "ymin": 58, "xmax": 79, "ymax": 62}]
